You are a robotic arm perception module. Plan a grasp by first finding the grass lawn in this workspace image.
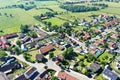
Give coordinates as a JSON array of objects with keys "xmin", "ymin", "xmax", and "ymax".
[
  {"xmin": 0, "ymin": 8, "xmax": 39, "ymax": 35},
  {"xmin": 53, "ymin": 47, "xmax": 65, "ymax": 56},
  {"xmin": 95, "ymin": 74, "xmax": 107, "ymax": 80},
  {"xmin": 28, "ymin": 49, "xmax": 39, "ymax": 61},
  {"xmin": 0, "ymin": 61, "xmax": 3, "ymax": 65},
  {"xmin": 43, "ymin": 17, "xmax": 67, "ymax": 26},
  {"xmin": 110, "ymin": 60, "xmax": 120, "ymax": 74},
  {"xmin": 73, "ymin": 26, "xmax": 86, "ymax": 31},
  {"xmin": 27, "ymin": 8, "xmax": 51, "ymax": 17},
  {"xmin": 98, "ymin": 52, "xmax": 113, "ymax": 64}
]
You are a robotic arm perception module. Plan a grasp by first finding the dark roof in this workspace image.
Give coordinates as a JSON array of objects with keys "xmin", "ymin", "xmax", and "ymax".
[
  {"xmin": 89, "ymin": 62, "xmax": 101, "ymax": 72},
  {"xmin": 0, "ymin": 62, "xmax": 19, "ymax": 72},
  {"xmin": 22, "ymin": 36, "xmax": 30, "ymax": 43},
  {"xmin": 19, "ymin": 33, "xmax": 25, "ymax": 38},
  {"xmin": 34, "ymin": 71, "xmax": 48, "ymax": 80},
  {"xmin": 15, "ymin": 74, "xmax": 26, "ymax": 80},
  {"xmin": 103, "ymin": 69, "xmax": 119, "ymax": 80},
  {"xmin": 39, "ymin": 71, "xmax": 48, "ymax": 79},
  {"xmin": 53, "ymin": 38, "xmax": 61, "ymax": 44},
  {"xmin": 29, "ymin": 71, "xmax": 39, "ymax": 80},
  {"xmin": 25, "ymin": 67, "xmax": 36, "ymax": 77},
  {"xmin": 40, "ymin": 44, "xmax": 54, "ymax": 54},
  {"xmin": 4, "ymin": 33, "xmax": 18, "ymax": 39},
  {"xmin": 29, "ymin": 41, "xmax": 36, "ymax": 48},
  {"xmin": 65, "ymin": 44, "xmax": 71, "ymax": 48}
]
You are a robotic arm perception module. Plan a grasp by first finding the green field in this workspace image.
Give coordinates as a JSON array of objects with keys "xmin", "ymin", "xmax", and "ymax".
[
  {"xmin": 0, "ymin": 0, "xmax": 120, "ymax": 36},
  {"xmin": 43, "ymin": 17, "xmax": 66, "ymax": 26},
  {"xmin": 0, "ymin": 0, "xmax": 61, "ymax": 35}
]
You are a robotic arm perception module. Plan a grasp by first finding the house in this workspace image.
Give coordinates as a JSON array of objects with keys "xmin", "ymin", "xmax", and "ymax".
[
  {"xmin": 15, "ymin": 67, "xmax": 49, "ymax": 80},
  {"xmin": 1, "ymin": 37, "xmax": 9, "ymax": 44},
  {"xmin": 83, "ymin": 32, "xmax": 91, "ymax": 39},
  {"xmin": 56, "ymin": 71, "xmax": 78, "ymax": 80},
  {"xmin": 111, "ymin": 33, "xmax": 118, "ymax": 39},
  {"xmin": 19, "ymin": 33, "xmax": 25, "ymax": 39},
  {"xmin": 0, "ymin": 72, "xmax": 9, "ymax": 80},
  {"xmin": 116, "ymin": 60, "xmax": 120, "ymax": 69},
  {"xmin": 21, "ymin": 44, "xmax": 28, "ymax": 51},
  {"xmin": 88, "ymin": 62, "xmax": 101, "ymax": 73},
  {"xmin": 108, "ymin": 42, "xmax": 117, "ymax": 50},
  {"xmin": 64, "ymin": 44, "xmax": 71, "ymax": 49},
  {"xmin": 33, "ymin": 28, "xmax": 48, "ymax": 38},
  {"xmin": 22, "ymin": 36, "xmax": 31, "ymax": 43},
  {"xmin": 84, "ymin": 22, "xmax": 91, "ymax": 27},
  {"xmin": 56, "ymin": 55, "xmax": 64, "ymax": 62},
  {"xmin": 24, "ymin": 67, "xmax": 37, "ymax": 79},
  {"xmin": 29, "ymin": 41, "xmax": 36, "ymax": 49},
  {"xmin": 52, "ymin": 38, "xmax": 61, "ymax": 45},
  {"xmin": 4, "ymin": 33, "xmax": 18, "ymax": 39},
  {"xmin": 0, "ymin": 62, "xmax": 20, "ymax": 74},
  {"xmin": 60, "ymin": 33, "xmax": 65, "ymax": 39},
  {"xmin": 39, "ymin": 44, "xmax": 54, "ymax": 55},
  {"xmin": 15, "ymin": 74, "xmax": 26, "ymax": 80},
  {"xmin": 36, "ymin": 54, "xmax": 43, "ymax": 62},
  {"xmin": 103, "ymin": 68, "xmax": 119, "ymax": 80},
  {"xmin": 36, "ymin": 42, "xmax": 44, "ymax": 49},
  {"xmin": 0, "ymin": 37, "xmax": 9, "ymax": 50},
  {"xmin": 35, "ymin": 71, "xmax": 49, "ymax": 80}
]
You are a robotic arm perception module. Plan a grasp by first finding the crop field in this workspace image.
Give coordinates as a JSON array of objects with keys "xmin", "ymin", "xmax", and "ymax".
[{"xmin": 0, "ymin": 0, "xmax": 120, "ymax": 36}]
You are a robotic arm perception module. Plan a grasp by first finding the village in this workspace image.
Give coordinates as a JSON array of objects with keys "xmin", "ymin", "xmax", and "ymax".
[{"xmin": 0, "ymin": 14, "xmax": 120, "ymax": 80}]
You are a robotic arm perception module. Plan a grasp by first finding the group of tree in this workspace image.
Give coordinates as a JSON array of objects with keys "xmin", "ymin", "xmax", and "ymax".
[
  {"xmin": 11, "ymin": 3, "xmax": 36, "ymax": 11},
  {"xmin": 44, "ymin": 21, "xmax": 73, "ymax": 35},
  {"xmin": 49, "ymin": 52, "xmax": 54, "ymax": 58},
  {"xmin": 20, "ymin": 25, "xmax": 29, "ymax": 33},
  {"xmin": 0, "ymin": 49, "xmax": 7, "ymax": 59},
  {"xmin": 16, "ymin": 40, "xmax": 22, "ymax": 47},
  {"xmin": 60, "ymin": 5, "xmax": 100, "ymax": 12},
  {"xmin": 92, "ymin": 3, "xmax": 108, "ymax": 9},
  {"xmin": 40, "ymin": 12, "xmax": 58, "ymax": 20},
  {"xmin": 62, "ymin": 47, "xmax": 76, "ymax": 60},
  {"xmin": 28, "ymin": 31, "xmax": 38, "ymax": 38},
  {"xmin": 23, "ymin": 52, "xmax": 34, "ymax": 63},
  {"xmin": 0, "ymin": 12, "xmax": 13, "ymax": 17}
]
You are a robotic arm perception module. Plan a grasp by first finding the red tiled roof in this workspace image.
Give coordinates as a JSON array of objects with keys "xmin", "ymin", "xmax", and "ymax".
[
  {"xmin": 57, "ymin": 72, "xmax": 78, "ymax": 80},
  {"xmin": 4, "ymin": 33, "xmax": 17, "ymax": 39},
  {"xmin": 105, "ymin": 19, "xmax": 119, "ymax": 27},
  {"xmin": 0, "ymin": 37, "xmax": 9, "ymax": 49},
  {"xmin": 40, "ymin": 44, "xmax": 53, "ymax": 54}
]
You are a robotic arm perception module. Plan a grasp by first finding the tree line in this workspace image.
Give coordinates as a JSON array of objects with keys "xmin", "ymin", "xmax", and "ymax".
[
  {"xmin": 92, "ymin": 3, "xmax": 108, "ymax": 9},
  {"xmin": 60, "ymin": 5, "xmax": 100, "ymax": 12}
]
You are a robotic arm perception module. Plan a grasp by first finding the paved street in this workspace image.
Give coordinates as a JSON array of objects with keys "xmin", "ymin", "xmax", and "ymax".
[
  {"xmin": 6, "ymin": 51, "xmax": 94, "ymax": 80},
  {"xmin": 67, "ymin": 35, "xmax": 88, "ymax": 53},
  {"xmin": 65, "ymin": 70, "xmax": 94, "ymax": 80}
]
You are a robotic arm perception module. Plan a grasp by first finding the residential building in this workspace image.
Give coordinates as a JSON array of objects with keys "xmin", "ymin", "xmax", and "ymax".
[{"xmin": 39, "ymin": 44, "xmax": 54, "ymax": 55}]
